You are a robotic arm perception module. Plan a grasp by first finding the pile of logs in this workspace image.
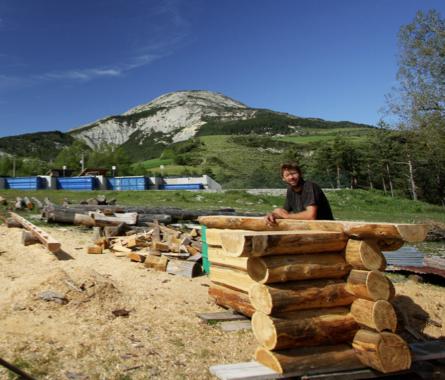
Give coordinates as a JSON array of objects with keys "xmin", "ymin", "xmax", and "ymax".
[{"xmin": 198, "ymin": 216, "xmax": 429, "ymax": 375}]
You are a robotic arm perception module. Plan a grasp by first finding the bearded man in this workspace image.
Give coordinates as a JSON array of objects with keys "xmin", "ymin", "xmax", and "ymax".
[{"xmin": 264, "ymin": 162, "xmax": 334, "ymax": 225}]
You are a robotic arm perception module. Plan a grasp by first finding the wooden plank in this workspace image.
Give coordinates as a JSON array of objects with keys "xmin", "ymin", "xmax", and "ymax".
[
  {"xmin": 9, "ymin": 212, "xmax": 61, "ymax": 253},
  {"xmin": 209, "ymin": 341, "xmax": 445, "ymax": 380},
  {"xmin": 197, "ymin": 311, "xmax": 249, "ymax": 322},
  {"xmin": 220, "ymin": 321, "xmax": 252, "ymax": 332}
]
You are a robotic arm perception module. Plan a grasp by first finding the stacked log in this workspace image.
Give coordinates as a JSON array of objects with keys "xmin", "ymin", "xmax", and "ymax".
[{"xmin": 198, "ymin": 216, "xmax": 428, "ymax": 375}]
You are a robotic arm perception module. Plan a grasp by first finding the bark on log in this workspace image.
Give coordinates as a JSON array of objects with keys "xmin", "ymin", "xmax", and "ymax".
[
  {"xmin": 73, "ymin": 214, "xmax": 95, "ymax": 226},
  {"xmin": 86, "ymin": 198, "xmax": 99, "ymax": 205},
  {"xmin": 15, "ymin": 197, "xmax": 24, "ymax": 210},
  {"xmin": 44, "ymin": 197, "xmax": 55, "ymax": 206},
  {"xmin": 249, "ymin": 279, "xmax": 356, "ymax": 315},
  {"xmin": 137, "ymin": 214, "xmax": 173, "ymax": 225},
  {"xmin": 0, "ymin": 196, "xmax": 6, "ymax": 205},
  {"xmin": 207, "ymin": 247, "xmax": 248, "ymax": 271},
  {"xmin": 347, "ymin": 269, "xmax": 395, "ymax": 301},
  {"xmin": 31, "ymin": 197, "xmax": 43, "ymax": 209},
  {"xmin": 254, "ymin": 343, "xmax": 363, "ymax": 375},
  {"xmin": 219, "ymin": 230, "xmax": 348, "ymax": 258},
  {"xmin": 350, "ymin": 298, "xmax": 397, "ymax": 332},
  {"xmin": 23, "ymin": 197, "xmax": 34, "ymax": 210},
  {"xmin": 252, "ymin": 308, "xmax": 360, "ymax": 350},
  {"xmin": 92, "ymin": 212, "xmax": 137, "ymax": 227},
  {"xmin": 144, "ymin": 255, "xmax": 168, "ymax": 271},
  {"xmin": 209, "ymin": 265, "xmax": 255, "ymax": 293},
  {"xmin": 352, "ymin": 330, "xmax": 411, "ymax": 373},
  {"xmin": 345, "ymin": 239, "xmax": 387, "ymax": 271},
  {"xmin": 87, "ymin": 245, "xmax": 103, "ymax": 254},
  {"xmin": 21, "ymin": 231, "xmax": 40, "ymax": 246},
  {"xmin": 197, "ymin": 216, "xmax": 429, "ymax": 243},
  {"xmin": 106, "ymin": 198, "xmax": 117, "ymax": 205},
  {"xmin": 247, "ymin": 253, "xmax": 352, "ymax": 284},
  {"xmin": 208, "ymin": 284, "xmax": 256, "ymax": 317},
  {"xmin": 166, "ymin": 259, "xmax": 202, "ymax": 278}
]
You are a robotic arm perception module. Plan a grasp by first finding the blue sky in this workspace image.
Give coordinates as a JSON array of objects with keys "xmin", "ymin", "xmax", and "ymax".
[{"xmin": 0, "ymin": 0, "xmax": 444, "ymax": 138}]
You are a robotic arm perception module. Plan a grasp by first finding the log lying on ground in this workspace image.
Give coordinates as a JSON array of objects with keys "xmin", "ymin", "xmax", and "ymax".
[
  {"xmin": 44, "ymin": 197, "xmax": 55, "ymax": 206},
  {"xmin": 350, "ymin": 298, "xmax": 397, "ymax": 332},
  {"xmin": 9, "ymin": 212, "xmax": 61, "ymax": 253},
  {"xmin": 0, "ymin": 196, "xmax": 6, "ymax": 205},
  {"xmin": 207, "ymin": 247, "xmax": 248, "ymax": 271},
  {"xmin": 344, "ymin": 239, "xmax": 387, "ymax": 271},
  {"xmin": 166, "ymin": 259, "xmax": 202, "ymax": 278},
  {"xmin": 352, "ymin": 330, "xmax": 411, "ymax": 373},
  {"xmin": 92, "ymin": 212, "xmax": 138, "ymax": 227},
  {"xmin": 247, "ymin": 253, "xmax": 352, "ymax": 284},
  {"xmin": 252, "ymin": 307, "xmax": 360, "ymax": 350},
  {"xmin": 15, "ymin": 197, "xmax": 24, "ymax": 210},
  {"xmin": 21, "ymin": 231, "xmax": 40, "ymax": 246},
  {"xmin": 347, "ymin": 269, "xmax": 395, "ymax": 301},
  {"xmin": 254, "ymin": 343, "xmax": 363, "ymax": 375},
  {"xmin": 209, "ymin": 265, "xmax": 255, "ymax": 293},
  {"xmin": 23, "ymin": 197, "xmax": 34, "ymax": 210},
  {"xmin": 208, "ymin": 284, "xmax": 256, "ymax": 317},
  {"xmin": 144, "ymin": 255, "xmax": 168, "ymax": 271},
  {"xmin": 249, "ymin": 279, "xmax": 356, "ymax": 315},
  {"xmin": 219, "ymin": 230, "xmax": 348, "ymax": 258},
  {"xmin": 198, "ymin": 216, "xmax": 429, "ymax": 243},
  {"xmin": 31, "ymin": 197, "xmax": 43, "ymax": 211}
]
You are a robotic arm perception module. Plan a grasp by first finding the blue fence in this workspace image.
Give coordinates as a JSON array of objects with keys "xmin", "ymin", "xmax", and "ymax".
[
  {"xmin": 5, "ymin": 177, "xmax": 45, "ymax": 190},
  {"xmin": 57, "ymin": 177, "xmax": 99, "ymax": 191},
  {"xmin": 107, "ymin": 176, "xmax": 149, "ymax": 191},
  {"xmin": 158, "ymin": 183, "xmax": 204, "ymax": 190}
]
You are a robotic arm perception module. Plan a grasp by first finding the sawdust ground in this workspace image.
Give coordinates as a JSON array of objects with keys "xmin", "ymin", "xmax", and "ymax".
[{"xmin": 0, "ymin": 224, "xmax": 445, "ymax": 380}]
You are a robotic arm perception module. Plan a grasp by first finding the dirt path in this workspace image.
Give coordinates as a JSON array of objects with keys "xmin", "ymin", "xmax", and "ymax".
[{"xmin": 1, "ymin": 223, "xmax": 445, "ymax": 380}]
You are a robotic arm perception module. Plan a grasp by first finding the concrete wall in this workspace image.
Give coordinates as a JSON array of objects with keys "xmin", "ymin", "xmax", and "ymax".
[
  {"xmin": 39, "ymin": 176, "xmax": 57, "ymax": 190},
  {"xmin": 0, "ymin": 177, "xmax": 5, "ymax": 189},
  {"xmin": 162, "ymin": 175, "xmax": 222, "ymax": 190},
  {"xmin": 96, "ymin": 175, "xmax": 107, "ymax": 191}
]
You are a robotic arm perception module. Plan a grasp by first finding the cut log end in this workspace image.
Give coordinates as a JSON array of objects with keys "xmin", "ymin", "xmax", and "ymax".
[
  {"xmin": 397, "ymin": 224, "xmax": 429, "ymax": 243},
  {"xmin": 219, "ymin": 232, "xmax": 248, "ymax": 257},
  {"xmin": 249, "ymin": 283, "xmax": 273, "ymax": 315}
]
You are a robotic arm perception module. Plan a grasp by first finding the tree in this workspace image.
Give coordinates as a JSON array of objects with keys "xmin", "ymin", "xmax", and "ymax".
[
  {"xmin": 53, "ymin": 140, "xmax": 91, "ymax": 173},
  {"xmin": 86, "ymin": 142, "xmax": 133, "ymax": 175}
]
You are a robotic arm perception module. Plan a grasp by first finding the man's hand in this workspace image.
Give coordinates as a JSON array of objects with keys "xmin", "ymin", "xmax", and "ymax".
[
  {"xmin": 264, "ymin": 206, "xmax": 318, "ymax": 224},
  {"xmin": 264, "ymin": 208, "xmax": 291, "ymax": 225}
]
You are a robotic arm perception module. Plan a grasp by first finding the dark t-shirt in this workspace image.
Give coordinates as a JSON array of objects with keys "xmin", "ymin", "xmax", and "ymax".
[{"xmin": 282, "ymin": 181, "xmax": 334, "ymax": 220}]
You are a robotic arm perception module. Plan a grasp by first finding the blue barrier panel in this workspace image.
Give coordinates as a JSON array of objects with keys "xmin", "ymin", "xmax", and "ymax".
[
  {"xmin": 107, "ymin": 176, "xmax": 148, "ymax": 191},
  {"xmin": 158, "ymin": 183, "xmax": 204, "ymax": 190},
  {"xmin": 57, "ymin": 177, "xmax": 99, "ymax": 191},
  {"xmin": 5, "ymin": 177, "xmax": 45, "ymax": 190}
]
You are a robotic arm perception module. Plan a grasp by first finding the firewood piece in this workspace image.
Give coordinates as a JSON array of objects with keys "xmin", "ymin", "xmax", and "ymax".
[
  {"xmin": 197, "ymin": 216, "xmax": 429, "ymax": 243},
  {"xmin": 159, "ymin": 225, "xmax": 182, "ymax": 238},
  {"xmin": 87, "ymin": 245, "xmax": 103, "ymax": 254},
  {"xmin": 44, "ymin": 197, "xmax": 55, "ymax": 206},
  {"xmin": 106, "ymin": 198, "xmax": 117, "ymax": 205},
  {"xmin": 209, "ymin": 284, "xmax": 256, "ymax": 317},
  {"xmin": 248, "ymin": 253, "xmax": 352, "ymax": 284},
  {"xmin": 91, "ymin": 227, "xmax": 104, "ymax": 242},
  {"xmin": 352, "ymin": 330, "xmax": 411, "ymax": 373},
  {"xmin": 190, "ymin": 240, "xmax": 202, "ymax": 253},
  {"xmin": 144, "ymin": 255, "xmax": 169, "ymax": 272},
  {"xmin": 207, "ymin": 247, "xmax": 248, "ymax": 271},
  {"xmin": 186, "ymin": 245, "xmax": 199, "ymax": 255},
  {"xmin": 347, "ymin": 269, "xmax": 395, "ymax": 301},
  {"xmin": 21, "ymin": 231, "xmax": 40, "ymax": 246},
  {"xmin": 9, "ymin": 212, "xmax": 61, "ymax": 252},
  {"xmin": 102, "ymin": 209, "xmax": 114, "ymax": 216},
  {"xmin": 7, "ymin": 218, "xmax": 22, "ymax": 228},
  {"xmin": 87, "ymin": 198, "xmax": 99, "ymax": 205},
  {"xmin": 219, "ymin": 230, "xmax": 347, "ymax": 258},
  {"xmin": 152, "ymin": 219, "xmax": 161, "ymax": 242},
  {"xmin": 73, "ymin": 214, "xmax": 95, "ymax": 226},
  {"xmin": 23, "ymin": 197, "xmax": 34, "ymax": 210},
  {"xmin": 15, "ymin": 197, "xmax": 24, "ymax": 210},
  {"xmin": 162, "ymin": 252, "xmax": 190, "ymax": 259},
  {"xmin": 126, "ymin": 252, "xmax": 147, "ymax": 262},
  {"xmin": 94, "ymin": 237, "xmax": 110, "ymax": 249},
  {"xmin": 345, "ymin": 239, "xmax": 387, "ymax": 271},
  {"xmin": 350, "ymin": 298, "xmax": 397, "ymax": 332},
  {"xmin": 166, "ymin": 259, "xmax": 202, "ymax": 278},
  {"xmin": 209, "ymin": 265, "xmax": 255, "ymax": 293},
  {"xmin": 252, "ymin": 307, "xmax": 360, "ymax": 350},
  {"xmin": 249, "ymin": 279, "xmax": 356, "ymax": 315},
  {"xmin": 190, "ymin": 228, "xmax": 199, "ymax": 237},
  {"xmin": 97, "ymin": 194, "xmax": 106, "ymax": 204},
  {"xmin": 152, "ymin": 240, "xmax": 171, "ymax": 252},
  {"xmin": 187, "ymin": 253, "xmax": 202, "ymax": 262},
  {"xmin": 0, "ymin": 196, "xmax": 6, "ymax": 205},
  {"xmin": 254, "ymin": 343, "xmax": 363, "ymax": 375},
  {"xmin": 108, "ymin": 222, "xmax": 126, "ymax": 237},
  {"xmin": 110, "ymin": 239, "xmax": 132, "ymax": 253}
]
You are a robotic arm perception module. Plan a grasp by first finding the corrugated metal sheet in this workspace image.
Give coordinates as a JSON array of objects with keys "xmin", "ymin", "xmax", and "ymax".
[
  {"xmin": 5, "ymin": 177, "xmax": 45, "ymax": 190},
  {"xmin": 159, "ymin": 183, "xmax": 204, "ymax": 190},
  {"xmin": 57, "ymin": 177, "xmax": 98, "ymax": 191},
  {"xmin": 107, "ymin": 176, "xmax": 148, "ymax": 191}
]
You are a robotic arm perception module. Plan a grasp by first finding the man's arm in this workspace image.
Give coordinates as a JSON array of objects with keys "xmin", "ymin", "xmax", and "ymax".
[{"xmin": 264, "ymin": 205, "xmax": 318, "ymax": 225}]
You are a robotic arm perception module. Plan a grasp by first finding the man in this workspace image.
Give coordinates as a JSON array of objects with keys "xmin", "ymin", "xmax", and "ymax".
[{"xmin": 264, "ymin": 162, "xmax": 334, "ymax": 225}]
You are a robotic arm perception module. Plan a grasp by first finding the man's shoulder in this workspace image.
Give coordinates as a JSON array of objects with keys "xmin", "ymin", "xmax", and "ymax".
[{"xmin": 302, "ymin": 180, "xmax": 322, "ymax": 190}]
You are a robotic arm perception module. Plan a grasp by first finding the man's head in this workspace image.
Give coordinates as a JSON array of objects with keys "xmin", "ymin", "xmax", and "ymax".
[{"xmin": 280, "ymin": 162, "xmax": 303, "ymax": 189}]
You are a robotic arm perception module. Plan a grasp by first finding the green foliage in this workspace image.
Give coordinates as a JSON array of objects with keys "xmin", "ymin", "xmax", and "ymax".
[
  {"xmin": 86, "ymin": 141, "xmax": 133, "ymax": 175},
  {"xmin": 53, "ymin": 140, "xmax": 91, "ymax": 173}
]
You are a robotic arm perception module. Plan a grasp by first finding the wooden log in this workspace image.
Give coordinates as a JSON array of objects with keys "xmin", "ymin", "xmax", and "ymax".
[
  {"xmin": 252, "ymin": 308, "xmax": 360, "ymax": 350},
  {"xmin": 344, "ymin": 239, "xmax": 387, "ymax": 271},
  {"xmin": 7, "ymin": 218, "xmax": 22, "ymax": 228},
  {"xmin": 189, "ymin": 240, "xmax": 202, "ymax": 253},
  {"xmin": 15, "ymin": 197, "xmax": 24, "ymax": 210},
  {"xmin": 31, "ymin": 197, "xmax": 43, "ymax": 210},
  {"xmin": 23, "ymin": 197, "xmax": 34, "ymax": 210},
  {"xmin": 86, "ymin": 198, "xmax": 99, "ymax": 205},
  {"xmin": 423, "ymin": 256, "xmax": 445, "ymax": 271},
  {"xmin": 144, "ymin": 255, "xmax": 168, "ymax": 271},
  {"xmin": 166, "ymin": 259, "xmax": 202, "ymax": 278},
  {"xmin": 204, "ymin": 228, "xmax": 224, "ymax": 246},
  {"xmin": 352, "ymin": 330, "xmax": 411, "ymax": 373},
  {"xmin": 91, "ymin": 227, "xmax": 104, "ymax": 242},
  {"xmin": 44, "ymin": 197, "xmax": 55, "ymax": 206},
  {"xmin": 249, "ymin": 279, "xmax": 356, "ymax": 315},
  {"xmin": 97, "ymin": 194, "xmax": 107, "ymax": 204},
  {"xmin": 207, "ymin": 247, "xmax": 248, "ymax": 271},
  {"xmin": 87, "ymin": 245, "xmax": 103, "ymax": 254},
  {"xmin": 106, "ymin": 198, "xmax": 117, "ymax": 205},
  {"xmin": 209, "ymin": 265, "xmax": 255, "ymax": 293},
  {"xmin": 197, "ymin": 216, "xmax": 429, "ymax": 243},
  {"xmin": 126, "ymin": 252, "xmax": 147, "ymax": 262},
  {"xmin": 0, "ymin": 196, "xmax": 6, "ymax": 205},
  {"xmin": 137, "ymin": 214, "xmax": 173, "ymax": 225},
  {"xmin": 254, "ymin": 343, "xmax": 363, "ymax": 375},
  {"xmin": 208, "ymin": 284, "xmax": 256, "ymax": 317},
  {"xmin": 73, "ymin": 213, "xmax": 95, "ymax": 226},
  {"xmin": 247, "ymin": 253, "xmax": 352, "ymax": 284},
  {"xmin": 9, "ymin": 212, "xmax": 61, "ymax": 252},
  {"xmin": 94, "ymin": 237, "xmax": 110, "ymax": 249},
  {"xmin": 104, "ymin": 222, "xmax": 126, "ymax": 237},
  {"xmin": 152, "ymin": 240, "xmax": 171, "ymax": 252},
  {"xmin": 21, "ymin": 231, "xmax": 40, "ymax": 246},
  {"xmin": 92, "ymin": 212, "xmax": 137, "ymax": 227},
  {"xmin": 219, "ymin": 230, "xmax": 348, "ymax": 258},
  {"xmin": 347, "ymin": 269, "xmax": 395, "ymax": 301},
  {"xmin": 350, "ymin": 298, "xmax": 397, "ymax": 332}
]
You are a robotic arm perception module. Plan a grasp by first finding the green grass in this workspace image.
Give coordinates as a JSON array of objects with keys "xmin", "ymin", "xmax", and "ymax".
[{"xmin": 132, "ymin": 158, "xmax": 173, "ymax": 169}]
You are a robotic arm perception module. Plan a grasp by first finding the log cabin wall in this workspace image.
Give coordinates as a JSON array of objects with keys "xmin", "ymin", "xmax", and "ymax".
[{"xmin": 198, "ymin": 216, "xmax": 428, "ymax": 375}]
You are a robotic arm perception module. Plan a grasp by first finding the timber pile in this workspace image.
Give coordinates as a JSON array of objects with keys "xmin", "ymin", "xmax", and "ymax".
[{"xmin": 198, "ymin": 216, "xmax": 429, "ymax": 375}]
